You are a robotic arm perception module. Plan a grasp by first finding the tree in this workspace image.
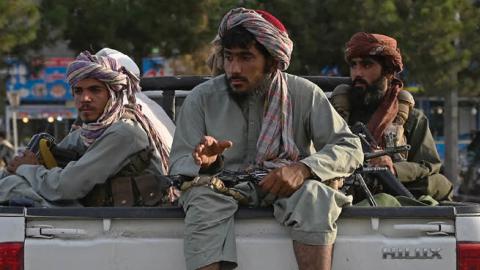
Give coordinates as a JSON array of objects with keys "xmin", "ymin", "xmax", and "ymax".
[
  {"xmin": 38, "ymin": 0, "xmax": 238, "ymax": 68},
  {"xmin": 29, "ymin": 0, "xmax": 480, "ymax": 95},
  {"xmin": 253, "ymin": 0, "xmax": 480, "ymax": 96},
  {"xmin": 0, "ymin": 0, "xmax": 40, "ymax": 118},
  {"xmin": 0, "ymin": 0, "xmax": 40, "ymax": 55}
]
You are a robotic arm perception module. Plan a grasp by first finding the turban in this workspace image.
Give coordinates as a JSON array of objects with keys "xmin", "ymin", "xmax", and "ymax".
[
  {"xmin": 345, "ymin": 32, "xmax": 403, "ymax": 73},
  {"xmin": 67, "ymin": 51, "xmax": 169, "ymax": 173},
  {"xmin": 209, "ymin": 8, "xmax": 299, "ymax": 168},
  {"xmin": 96, "ymin": 48, "xmax": 141, "ymax": 77},
  {"xmin": 209, "ymin": 8, "xmax": 293, "ymax": 74}
]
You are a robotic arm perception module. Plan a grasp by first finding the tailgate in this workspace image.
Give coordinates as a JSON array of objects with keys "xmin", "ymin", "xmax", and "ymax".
[
  {"xmin": 333, "ymin": 206, "xmax": 456, "ymax": 270},
  {"xmin": 23, "ymin": 207, "xmax": 296, "ymax": 270}
]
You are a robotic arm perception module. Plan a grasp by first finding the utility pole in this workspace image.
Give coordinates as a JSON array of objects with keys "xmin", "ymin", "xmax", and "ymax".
[
  {"xmin": 444, "ymin": 12, "xmax": 460, "ymax": 185},
  {"xmin": 6, "ymin": 91, "xmax": 20, "ymax": 154},
  {"xmin": 444, "ymin": 85, "xmax": 458, "ymax": 184}
]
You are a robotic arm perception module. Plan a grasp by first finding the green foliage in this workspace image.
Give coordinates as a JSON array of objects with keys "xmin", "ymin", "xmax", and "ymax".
[
  {"xmin": 254, "ymin": 0, "xmax": 480, "ymax": 95},
  {"xmin": 9, "ymin": 0, "xmax": 480, "ymax": 95},
  {"xmin": 0, "ymin": 0, "xmax": 40, "ymax": 54},
  {"xmin": 39, "ymin": 0, "xmax": 238, "ymax": 64}
]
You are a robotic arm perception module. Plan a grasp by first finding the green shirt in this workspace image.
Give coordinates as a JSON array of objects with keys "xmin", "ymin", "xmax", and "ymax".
[
  {"xmin": 335, "ymin": 82, "xmax": 443, "ymax": 183},
  {"xmin": 393, "ymin": 108, "xmax": 443, "ymax": 182},
  {"xmin": 169, "ymin": 73, "xmax": 363, "ymax": 181}
]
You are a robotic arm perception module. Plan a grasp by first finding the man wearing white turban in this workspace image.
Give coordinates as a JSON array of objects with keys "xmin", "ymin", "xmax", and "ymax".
[{"xmin": 0, "ymin": 51, "xmax": 169, "ymax": 207}]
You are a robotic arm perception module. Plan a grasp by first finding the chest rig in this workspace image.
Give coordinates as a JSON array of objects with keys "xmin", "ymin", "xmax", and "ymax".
[
  {"xmin": 331, "ymin": 85, "xmax": 415, "ymax": 161},
  {"xmin": 79, "ymin": 112, "xmax": 163, "ymax": 207}
]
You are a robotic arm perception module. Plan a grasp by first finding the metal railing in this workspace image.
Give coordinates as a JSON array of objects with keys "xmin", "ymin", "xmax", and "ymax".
[{"xmin": 140, "ymin": 75, "xmax": 351, "ymax": 120}]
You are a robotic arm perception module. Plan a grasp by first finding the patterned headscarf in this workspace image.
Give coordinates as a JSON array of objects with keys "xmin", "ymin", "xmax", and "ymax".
[
  {"xmin": 345, "ymin": 32, "xmax": 403, "ymax": 73},
  {"xmin": 66, "ymin": 51, "xmax": 169, "ymax": 173},
  {"xmin": 210, "ymin": 8, "xmax": 299, "ymax": 168}
]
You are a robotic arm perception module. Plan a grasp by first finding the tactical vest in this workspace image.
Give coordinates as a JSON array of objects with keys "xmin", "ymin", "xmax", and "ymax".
[
  {"xmin": 79, "ymin": 147, "xmax": 164, "ymax": 207},
  {"xmin": 331, "ymin": 84, "xmax": 415, "ymax": 161},
  {"xmin": 79, "ymin": 112, "xmax": 163, "ymax": 207}
]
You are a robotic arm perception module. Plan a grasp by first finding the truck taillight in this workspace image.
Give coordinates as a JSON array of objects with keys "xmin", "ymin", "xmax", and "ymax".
[
  {"xmin": 0, "ymin": 242, "xmax": 23, "ymax": 270},
  {"xmin": 458, "ymin": 242, "xmax": 480, "ymax": 270}
]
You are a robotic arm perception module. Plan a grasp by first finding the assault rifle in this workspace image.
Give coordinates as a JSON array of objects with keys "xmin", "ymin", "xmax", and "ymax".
[
  {"xmin": 157, "ymin": 169, "xmax": 269, "ymax": 191},
  {"xmin": 345, "ymin": 122, "xmax": 415, "ymax": 206},
  {"xmin": 26, "ymin": 133, "xmax": 81, "ymax": 168},
  {"xmin": 216, "ymin": 169, "xmax": 268, "ymax": 186},
  {"xmin": 160, "ymin": 122, "xmax": 414, "ymax": 207}
]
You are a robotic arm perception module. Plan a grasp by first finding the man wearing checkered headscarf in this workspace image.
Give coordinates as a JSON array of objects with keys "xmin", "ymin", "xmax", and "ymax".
[
  {"xmin": 331, "ymin": 32, "xmax": 453, "ymax": 202},
  {"xmin": 0, "ymin": 51, "xmax": 168, "ymax": 208},
  {"xmin": 170, "ymin": 8, "xmax": 363, "ymax": 270}
]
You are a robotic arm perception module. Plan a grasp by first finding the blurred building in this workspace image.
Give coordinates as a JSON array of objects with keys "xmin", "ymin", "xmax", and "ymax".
[
  {"xmin": 415, "ymin": 96, "xmax": 480, "ymax": 160},
  {"xmin": 5, "ymin": 56, "xmax": 76, "ymax": 146}
]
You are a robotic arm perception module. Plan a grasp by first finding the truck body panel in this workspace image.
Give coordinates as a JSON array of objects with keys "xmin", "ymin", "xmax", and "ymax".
[{"xmin": 15, "ymin": 205, "xmax": 480, "ymax": 270}]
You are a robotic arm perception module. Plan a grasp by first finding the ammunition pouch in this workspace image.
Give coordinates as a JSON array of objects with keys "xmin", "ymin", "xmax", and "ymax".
[
  {"xmin": 80, "ymin": 147, "xmax": 163, "ymax": 207},
  {"xmin": 81, "ymin": 174, "xmax": 163, "ymax": 207}
]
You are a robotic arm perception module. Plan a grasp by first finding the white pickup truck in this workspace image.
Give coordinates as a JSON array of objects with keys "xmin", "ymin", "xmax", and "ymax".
[
  {"xmin": 2, "ymin": 204, "xmax": 480, "ymax": 269},
  {"xmin": 1, "ymin": 76, "xmax": 479, "ymax": 270}
]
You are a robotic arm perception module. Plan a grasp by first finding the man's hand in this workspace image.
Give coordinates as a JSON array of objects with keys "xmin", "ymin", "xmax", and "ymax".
[
  {"xmin": 192, "ymin": 136, "xmax": 233, "ymax": 169},
  {"xmin": 7, "ymin": 150, "xmax": 39, "ymax": 174},
  {"xmin": 167, "ymin": 186, "xmax": 181, "ymax": 204},
  {"xmin": 259, "ymin": 162, "xmax": 311, "ymax": 197},
  {"xmin": 368, "ymin": 154, "xmax": 396, "ymax": 175}
]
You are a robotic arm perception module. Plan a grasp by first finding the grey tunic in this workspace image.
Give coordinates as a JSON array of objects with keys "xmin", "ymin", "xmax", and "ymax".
[
  {"xmin": 170, "ymin": 73, "xmax": 363, "ymax": 178},
  {"xmin": 0, "ymin": 118, "xmax": 164, "ymax": 207},
  {"xmin": 169, "ymin": 73, "xmax": 363, "ymax": 270}
]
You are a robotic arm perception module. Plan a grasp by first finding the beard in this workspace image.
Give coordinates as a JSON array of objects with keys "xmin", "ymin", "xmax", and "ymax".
[
  {"xmin": 349, "ymin": 76, "xmax": 388, "ymax": 113},
  {"xmin": 226, "ymin": 73, "xmax": 273, "ymax": 98}
]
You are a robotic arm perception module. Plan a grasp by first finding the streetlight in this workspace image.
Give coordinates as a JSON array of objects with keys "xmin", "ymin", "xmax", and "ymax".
[{"xmin": 6, "ymin": 91, "xmax": 20, "ymax": 154}]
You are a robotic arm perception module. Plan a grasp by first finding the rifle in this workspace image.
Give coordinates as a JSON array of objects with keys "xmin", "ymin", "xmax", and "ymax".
[
  {"xmin": 26, "ymin": 133, "xmax": 81, "ymax": 168},
  {"xmin": 344, "ymin": 122, "xmax": 415, "ymax": 206},
  {"xmin": 161, "ymin": 123, "xmax": 414, "ymax": 207},
  {"xmin": 216, "ymin": 169, "xmax": 268, "ymax": 186},
  {"xmin": 157, "ymin": 169, "xmax": 269, "ymax": 191}
]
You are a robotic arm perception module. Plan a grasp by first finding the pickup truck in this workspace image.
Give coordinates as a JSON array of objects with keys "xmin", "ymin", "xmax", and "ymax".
[{"xmin": 1, "ymin": 76, "xmax": 479, "ymax": 270}]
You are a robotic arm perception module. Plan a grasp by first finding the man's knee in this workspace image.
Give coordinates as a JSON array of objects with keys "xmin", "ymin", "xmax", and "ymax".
[
  {"xmin": 181, "ymin": 186, "xmax": 239, "ymax": 224},
  {"xmin": 427, "ymin": 174, "xmax": 453, "ymax": 201},
  {"xmin": 404, "ymin": 174, "xmax": 453, "ymax": 201},
  {"xmin": 294, "ymin": 180, "xmax": 346, "ymax": 203}
]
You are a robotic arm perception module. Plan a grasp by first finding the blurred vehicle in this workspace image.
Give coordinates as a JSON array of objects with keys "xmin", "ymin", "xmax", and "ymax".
[{"xmin": 456, "ymin": 130, "xmax": 480, "ymax": 202}]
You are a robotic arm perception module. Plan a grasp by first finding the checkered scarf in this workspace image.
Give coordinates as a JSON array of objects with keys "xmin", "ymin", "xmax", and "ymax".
[
  {"xmin": 67, "ymin": 51, "xmax": 169, "ymax": 173},
  {"xmin": 213, "ymin": 8, "xmax": 299, "ymax": 168}
]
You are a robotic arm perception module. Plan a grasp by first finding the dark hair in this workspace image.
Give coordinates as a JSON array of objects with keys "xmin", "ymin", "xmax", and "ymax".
[
  {"xmin": 0, "ymin": 130, "xmax": 6, "ymax": 139},
  {"xmin": 221, "ymin": 25, "xmax": 272, "ymax": 61},
  {"xmin": 370, "ymin": 55, "xmax": 395, "ymax": 76}
]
